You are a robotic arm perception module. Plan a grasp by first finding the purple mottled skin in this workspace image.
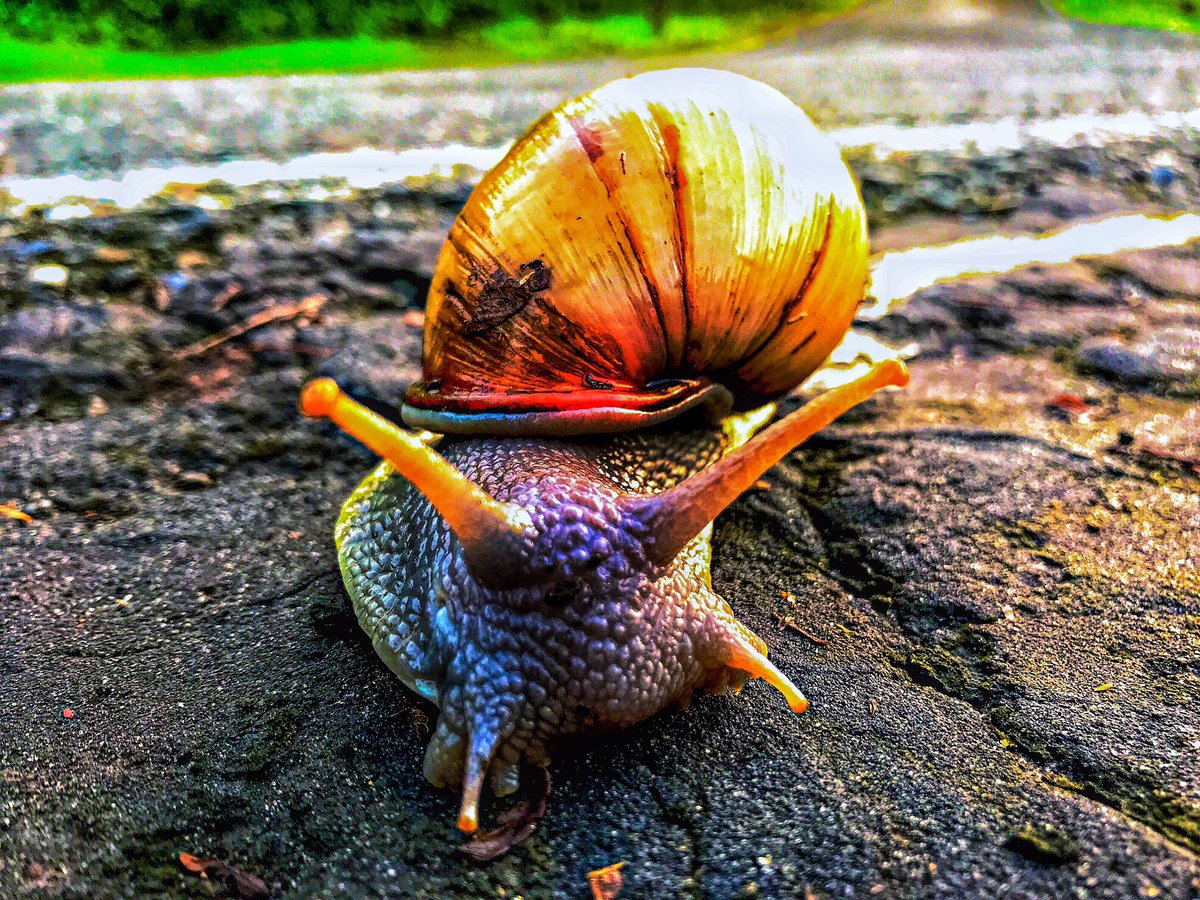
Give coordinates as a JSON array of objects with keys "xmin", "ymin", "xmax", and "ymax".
[{"xmin": 335, "ymin": 424, "xmax": 769, "ymax": 804}]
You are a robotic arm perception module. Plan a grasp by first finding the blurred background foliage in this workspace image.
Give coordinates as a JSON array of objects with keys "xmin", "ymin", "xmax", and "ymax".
[
  {"xmin": 1057, "ymin": 0, "xmax": 1200, "ymax": 33},
  {"xmin": 0, "ymin": 1, "xmax": 1193, "ymax": 82},
  {"xmin": 0, "ymin": 0, "xmax": 852, "ymax": 49},
  {"xmin": 0, "ymin": 0, "xmax": 865, "ymax": 81}
]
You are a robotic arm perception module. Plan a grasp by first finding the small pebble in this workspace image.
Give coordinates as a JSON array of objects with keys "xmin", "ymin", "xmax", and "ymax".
[
  {"xmin": 29, "ymin": 265, "xmax": 68, "ymax": 287},
  {"xmin": 94, "ymin": 247, "xmax": 134, "ymax": 264},
  {"xmin": 1078, "ymin": 329, "xmax": 1200, "ymax": 389},
  {"xmin": 177, "ymin": 471, "xmax": 213, "ymax": 490}
]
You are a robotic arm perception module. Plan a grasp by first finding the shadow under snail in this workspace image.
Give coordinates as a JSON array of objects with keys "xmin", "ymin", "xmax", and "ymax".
[{"xmin": 300, "ymin": 68, "xmax": 908, "ymax": 847}]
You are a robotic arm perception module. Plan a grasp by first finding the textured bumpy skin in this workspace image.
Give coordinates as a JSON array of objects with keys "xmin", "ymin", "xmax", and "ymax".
[{"xmin": 336, "ymin": 421, "xmax": 770, "ymax": 800}]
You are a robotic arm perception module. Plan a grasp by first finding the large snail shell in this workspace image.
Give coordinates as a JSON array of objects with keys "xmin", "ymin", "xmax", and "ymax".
[{"xmin": 402, "ymin": 68, "xmax": 868, "ymax": 436}]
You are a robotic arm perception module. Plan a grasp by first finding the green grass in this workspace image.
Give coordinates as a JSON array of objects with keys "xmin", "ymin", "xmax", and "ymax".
[
  {"xmin": 0, "ymin": 4, "xmax": 862, "ymax": 84},
  {"xmin": 1053, "ymin": 0, "xmax": 1200, "ymax": 33},
  {"xmin": 0, "ymin": 35, "xmax": 424, "ymax": 82}
]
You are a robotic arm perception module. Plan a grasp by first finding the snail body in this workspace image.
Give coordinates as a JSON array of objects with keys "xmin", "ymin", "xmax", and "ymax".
[
  {"xmin": 301, "ymin": 69, "xmax": 907, "ymax": 839},
  {"xmin": 336, "ymin": 425, "xmax": 771, "ymax": 803}
]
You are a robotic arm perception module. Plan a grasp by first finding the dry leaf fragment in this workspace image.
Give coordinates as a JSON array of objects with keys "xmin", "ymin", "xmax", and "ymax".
[
  {"xmin": 178, "ymin": 852, "xmax": 213, "ymax": 874},
  {"xmin": 1046, "ymin": 393, "xmax": 1092, "ymax": 417},
  {"xmin": 178, "ymin": 852, "xmax": 270, "ymax": 899},
  {"xmin": 588, "ymin": 861, "xmax": 627, "ymax": 900},
  {"xmin": 227, "ymin": 868, "xmax": 271, "ymax": 899},
  {"xmin": 0, "ymin": 503, "xmax": 32, "ymax": 523},
  {"xmin": 460, "ymin": 766, "xmax": 551, "ymax": 862}
]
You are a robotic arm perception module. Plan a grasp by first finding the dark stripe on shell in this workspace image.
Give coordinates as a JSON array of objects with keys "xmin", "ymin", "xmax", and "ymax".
[
  {"xmin": 567, "ymin": 114, "xmax": 671, "ymax": 371},
  {"xmin": 649, "ymin": 114, "xmax": 691, "ymax": 363},
  {"xmin": 736, "ymin": 207, "xmax": 835, "ymax": 369}
]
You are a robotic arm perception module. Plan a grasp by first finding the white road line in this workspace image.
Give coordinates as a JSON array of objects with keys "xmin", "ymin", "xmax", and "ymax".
[
  {"xmin": 4, "ymin": 106, "xmax": 1200, "ymax": 210},
  {"xmin": 1, "ymin": 144, "xmax": 510, "ymax": 211},
  {"xmin": 833, "ymin": 108, "xmax": 1200, "ymax": 156}
]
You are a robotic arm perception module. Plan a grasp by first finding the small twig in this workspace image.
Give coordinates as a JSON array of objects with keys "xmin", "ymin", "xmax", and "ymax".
[
  {"xmin": 171, "ymin": 294, "xmax": 326, "ymax": 361},
  {"xmin": 1138, "ymin": 445, "xmax": 1200, "ymax": 475},
  {"xmin": 244, "ymin": 339, "xmax": 334, "ymax": 359},
  {"xmin": 777, "ymin": 615, "xmax": 829, "ymax": 646},
  {"xmin": 210, "ymin": 281, "xmax": 244, "ymax": 312}
]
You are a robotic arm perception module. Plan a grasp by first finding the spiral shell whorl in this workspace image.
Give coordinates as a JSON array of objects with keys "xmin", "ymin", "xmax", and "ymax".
[{"xmin": 403, "ymin": 68, "xmax": 868, "ymax": 436}]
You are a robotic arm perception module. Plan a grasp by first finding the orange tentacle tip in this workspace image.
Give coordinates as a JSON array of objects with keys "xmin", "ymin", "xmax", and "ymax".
[
  {"xmin": 883, "ymin": 358, "xmax": 911, "ymax": 388},
  {"xmin": 300, "ymin": 377, "xmax": 341, "ymax": 418},
  {"xmin": 725, "ymin": 633, "xmax": 809, "ymax": 715}
]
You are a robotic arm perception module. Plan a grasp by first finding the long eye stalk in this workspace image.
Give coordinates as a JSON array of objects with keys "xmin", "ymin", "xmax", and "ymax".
[
  {"xmin": 301, "ymin": 378, "xmax": 531, "ymax": 587},
  {"xmin": 630, "ymin": 359, "xmax": 909, "ymax": 565}
]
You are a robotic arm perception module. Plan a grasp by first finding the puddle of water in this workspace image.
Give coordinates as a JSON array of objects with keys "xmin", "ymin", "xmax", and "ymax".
[
  {"xmin": 862, "ymin": 212, "xmax": 1200, "ymax": 319},
  {"xmin": 5, "ymin": 115, "xmax": 1199, "ymax": 403},
  {"xmin": 812, "ymin": 211, "xmax": 1200, "ymax": 391},
  {"xmin": 803, "ymin": 329, "xmax": 920, "ymax": 394}
]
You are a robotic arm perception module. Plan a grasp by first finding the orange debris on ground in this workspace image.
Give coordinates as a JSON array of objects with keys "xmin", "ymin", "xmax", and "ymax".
[
  {"xmin": 588, "ymin": 861, "xmax": 627, "ymax": 900},
  {"xmin": 1046, "ymin": 392, "xmax": 1093, "ymax": 416},
  {"xmin": 0, "ymin": 504, "xmax": 32, "ymax": 523},
  {"xmin": 178, "ymin": 853, "xmax": 211, "ymax": 874}
]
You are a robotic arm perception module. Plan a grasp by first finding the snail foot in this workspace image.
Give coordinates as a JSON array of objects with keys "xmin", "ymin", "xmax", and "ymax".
[{"xmin": 460, "ymin": 766, "xmax": 551, "ymax": 863}]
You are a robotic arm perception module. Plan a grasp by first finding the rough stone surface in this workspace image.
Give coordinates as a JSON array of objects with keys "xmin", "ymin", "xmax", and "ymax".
[{"xmin": 4, "ymin": 150, "xmax": 1200, "ymax": 898}]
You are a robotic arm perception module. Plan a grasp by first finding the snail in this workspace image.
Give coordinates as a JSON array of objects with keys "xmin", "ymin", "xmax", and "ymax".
[{"xmin": 300, "ymin": 68, "xmax": 908, "ymax": 844}]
